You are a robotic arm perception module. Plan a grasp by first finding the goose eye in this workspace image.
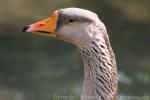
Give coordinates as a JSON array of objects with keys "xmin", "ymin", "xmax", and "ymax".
[{"xmin": 67, "ymin": 18, "xmax": 75, "ymax": 23}]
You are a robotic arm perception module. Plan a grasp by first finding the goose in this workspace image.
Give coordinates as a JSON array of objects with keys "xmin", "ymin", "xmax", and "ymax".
[{"xmin": 23, "ymin": 7, "xmax": 118, "ymax": 100}]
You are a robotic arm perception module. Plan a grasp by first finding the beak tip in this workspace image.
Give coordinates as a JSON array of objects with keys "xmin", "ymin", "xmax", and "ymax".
[{"xmin": 22, "ymin": 25, "xmax": 30, "ymax": 32}]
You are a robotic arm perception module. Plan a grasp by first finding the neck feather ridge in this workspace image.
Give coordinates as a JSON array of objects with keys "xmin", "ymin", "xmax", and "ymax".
[{"xmin": 80, "ymin": 39, "xmax": 117, "ymax": 100}]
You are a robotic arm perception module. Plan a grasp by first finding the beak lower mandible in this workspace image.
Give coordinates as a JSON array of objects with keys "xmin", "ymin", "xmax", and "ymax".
[{"xmin": 22, "ymin": 11, "xmax": 58, "ymax": 38}]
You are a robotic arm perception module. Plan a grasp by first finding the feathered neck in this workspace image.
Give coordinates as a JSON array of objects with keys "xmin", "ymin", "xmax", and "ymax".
[{"xmin": 80, "ymin": 31, "xmax": 118, "ymax": 100}]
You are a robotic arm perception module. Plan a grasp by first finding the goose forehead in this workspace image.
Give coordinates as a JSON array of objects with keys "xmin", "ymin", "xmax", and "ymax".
[{"xmin": 57, "ymin": 8, "xmax": 97, "ymax": 21}]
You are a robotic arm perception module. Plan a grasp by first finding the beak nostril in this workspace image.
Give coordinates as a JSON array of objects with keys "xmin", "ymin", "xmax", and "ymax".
[
  {"xmin": 39, "ymin": 23, "xmax": 45, "ymax": 27},
  {"xmin": 22, "ymin": 25, "xmax": 30, "ymax": 32}
]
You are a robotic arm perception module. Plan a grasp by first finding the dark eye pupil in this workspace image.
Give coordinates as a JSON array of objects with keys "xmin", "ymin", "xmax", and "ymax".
[{"xmin": 68, "ymin": 19, "xmax": 74, "ymax": 23}]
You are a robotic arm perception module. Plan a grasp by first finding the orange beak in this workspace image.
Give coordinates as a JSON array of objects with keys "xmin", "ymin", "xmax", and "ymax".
[{"xmin": 23, "ymin": 11, "xmax": 58, "ymax": 38}]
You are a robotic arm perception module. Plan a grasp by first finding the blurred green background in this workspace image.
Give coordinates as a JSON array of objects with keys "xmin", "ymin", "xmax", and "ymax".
[{"xmin": 0, "ymin": 0, "xmax": 150, "ymax": 100}]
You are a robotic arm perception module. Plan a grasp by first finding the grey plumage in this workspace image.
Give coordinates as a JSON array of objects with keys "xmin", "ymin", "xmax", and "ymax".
[
  {"xmin": 57, "ymin": 8, "xmax": 118, "ymax": 100},
  {"xmin": 81, "ymin": 39, "xmax": 117, "ymax": 100}
]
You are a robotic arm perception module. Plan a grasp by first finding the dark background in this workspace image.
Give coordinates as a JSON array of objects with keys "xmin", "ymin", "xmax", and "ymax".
[{"xmin": 0, "ymin": 0, "xmax": 150, "ymax": 100}]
